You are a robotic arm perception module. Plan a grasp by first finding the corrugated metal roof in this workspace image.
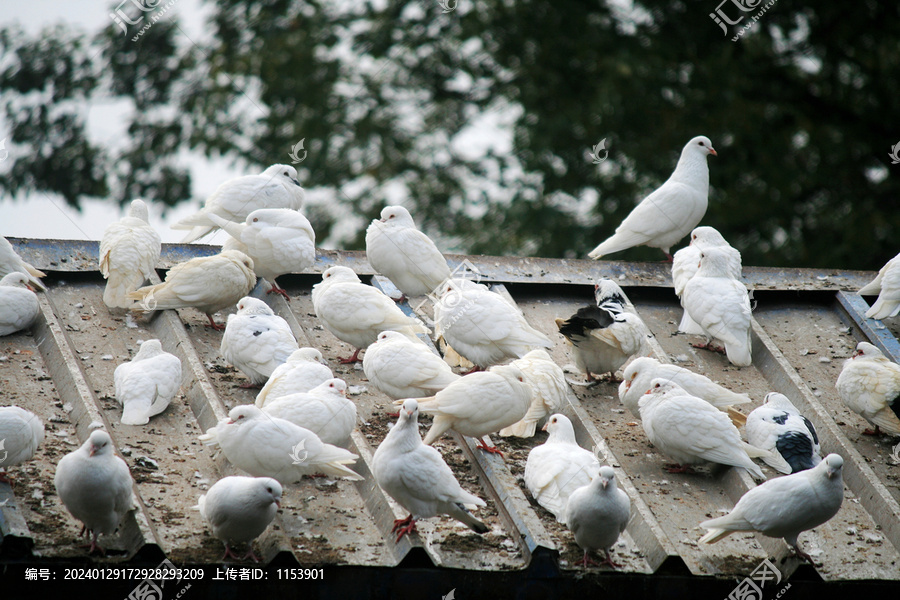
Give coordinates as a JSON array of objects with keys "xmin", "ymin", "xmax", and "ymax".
[{"xmin": 1, "ymin": 237, "xmax": 899, "ymax": 591}]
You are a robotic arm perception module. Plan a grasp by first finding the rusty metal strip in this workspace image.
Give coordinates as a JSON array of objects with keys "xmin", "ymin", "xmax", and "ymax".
[{"xmin": 835, "ymin": 291, "xmax": 900, "ymax": 363}]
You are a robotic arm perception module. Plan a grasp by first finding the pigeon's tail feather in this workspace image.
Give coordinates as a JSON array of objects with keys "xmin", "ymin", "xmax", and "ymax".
[
  {"xmin": 588, "ymin": 230, "xmax": 649, "ymax": 260},
  {"xmin": 741, "ymin": 442, "xmax": 772, "ymax": 460},
  {"xmin": 869, "ymin": 406, "xmax": 900, "ymax": 436},
  {"xmin": 698, "ymin": 528, "xmax": 734, "ymax": 545},
  {"xmin": 725, "ymin": 337, "xmax": 753, "ymax": 368},
  {"xmin": 422, "ymin": 416, "xmax": 453, "ymax": 445},
  {"xmin": 448, "ymin": 502, "xmax": 489, "ymax": 534},
  {"xmin": 103, "ymin": 273, "xmax": 146, "ymax": 309},
  {"xmin": 858, "ymin": 276, "xmax": 882, "ymax": 296},
  {"xmin": 678, "ymin": 311, "xmax": 705, "ymax": 335},
  {"xmin": 23, "ymin": 265, "xmax": 47, "ymax": 291},
  {"xmin": 198, "ymin": 427, "xmax": 220, "ymax": 446},
  {"xmin": 498, "ymin": 417, "xmax": 537, "ymax": 438},
  {"xmin": 179, "ymin": 226, "xmax": 216, "ymax": 243},
  {"xmin": 316, "ymin": 462, "xmax": 364, "ymax": 481},
  {"xmin": 865, "ymin": 297, "xmax": 900, "ymax": 321},
  {"xmin": 120, "ymin": 399, "xmax": 151, "ymax": 426}
]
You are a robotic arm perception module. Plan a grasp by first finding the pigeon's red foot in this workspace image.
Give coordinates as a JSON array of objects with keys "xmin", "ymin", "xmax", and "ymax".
[
  {"xmin": 861, "ymin": 426, "xmax": 882, "ymax": 436},
  {"xmin": 664, "ymin": 253, "xmax": 674, "ymax": 263},
  {"xmin": 475, "ymin": 438, "xmax": 504, "ymax": 457},
  {"xmin": 599, "ymin": 551, "xmax": 622, "ymax": 569},
  {"xmin": 691, "ymin": 341, "xmax": 726, "ymax": 354},
  {"xmin": 205, "ymin": 314, "xmax": 226, "ymax": 331},
  {"xmin": 575, "ymin": 551, "xmax": 600, "ymax": 568},
  {"xmin": 238, "ymin": 382, "xmax": 263, "ymax": 389},
  {"xmin": 338, "ymin": 349, "xmax": 363, "ymax": 364},
  {"xmin": 266, "ymin": 284, "xmax": 291, "ymax": 301},
  {"xmin": 392, "ymin": 515, "xmax": 417, "ymax": 541},
  {"xmin": 791, "ymin": 545, "xmax": 815, "ymax": 563},
  {"xmin": 392, "ymin": 295, "xmax": 408, "ymax": 304},
  {"xmin": 462, "ymin": 365, "xmax": 484, "ymax": 375},
  {"xmin": 387, "ymin": 411, "xmax": 400, "ymax": 418},
  {"xmin": 663, "ymin": 463, "xmax": 696, "ymax": 474}
]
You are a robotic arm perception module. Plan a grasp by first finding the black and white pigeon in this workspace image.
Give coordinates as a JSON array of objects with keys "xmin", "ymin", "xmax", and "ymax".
[{"xmin": 745, "ymin": 393, "xmax": 821, "ymax": 474}]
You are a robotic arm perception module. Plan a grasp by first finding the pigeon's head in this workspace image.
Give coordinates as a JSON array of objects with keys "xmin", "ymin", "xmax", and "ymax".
[
  {"xmin": 521, "ymin": 348, "xmax": 552, "ymax": 362},
  {"xmin": 622, "ymin": 357, "xmax": 657, "ymax": 391},
  {"xmin": 317, "ymin": 378, "xmax": 348, "ymax": 397},
  {"xmin": 288, "ymin": 347, "xmax": 326, "ymax": 365},
  {"xmin": 377, "ymin": 331, "xmax": 406, "ymax": 344},
  {"xmin": 399, "ymin": 398, "xmax": 419, "ymax": 422},
  {"xmin": 227, "ymin": 404, "xmax": 263, "ymax": 425},
  {"xmin": 690, "ymin": 226, "xmax": 728, "ymax": 247},
  {"xmin": 244, "ymin": 208, "xmax": 284, "ymax": 228},
  {"xmin": 541, "ymin": 414, "xmax": 576, "ymax": 441},
  {"xmin": 128, "ymin": 198, "xmax": 150, "ymax": 222},
  {"xmin": 321, "ymin": 266, "xmax": 360, "ymax": 284},
  {"xmin": 853, "ymin": 342, "xmax": 882, "ymax": 359},
  {"xmin": 0, "ymin": 272, "xmax": 34, "ymax": 291},
  {"xmin": 644, "ymin": 378, "xmax": 685, "ymax": 397},
  {"xmin": 87, "ymin": 430, "xmax": 114, "ymax": 457},
  {"xmin": 220, "ymin": 249, "xmax": 255, "ymax": 273},
  {"xmin": 763, "ymin": 392, "xmax": 797, "ymax": 412},
  {"xmin": 491, "ymin": 364, "xmax": 528, "ymax": 386},
  {"xmin": 597, "ymin": 465, "xmax": 617, "ymax": 490},
  {"xmin": 378, "ymin": 205, "xmax": 416, "ymax": 228},
  {"xmin": 822, "ymin": 454, "xmax": 843, "ymax": 479},
  {"xmin": 236, "ymin": 296, "xmax": 274, "ymax": 316},
  {"xmin": 697, "ymin": 247, "xmax": 734, "ymax": 275},
  {"xmin": 684, "ymin": 135, "xmax": 717, "ymax": 158},
  {"xmin": 135, "ymin": 339, "xmax": 164, "ymax": 359},
  {"xmin": 256, "ymin": 477, "xmax": 283, "ymax": 509},
  {"xmin": 593, "ymin": 279, "xmax": 627, "ymax": 308},
  {"xmin": 264, "ymin": 164, "xmax": 303, "ymax": 188}
]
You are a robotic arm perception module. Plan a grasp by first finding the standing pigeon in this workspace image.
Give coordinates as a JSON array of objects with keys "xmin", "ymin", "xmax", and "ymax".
[
  {"xmin": 199, "ymin": 405, "xmax": 362, "ymax": 484},
  {"xmin": 858, "ymin": 252, "xmax": 900, "ymax": 320},
  {"xmin": 220, "ymin": 297, "xmax": 299, "ymax": 387},
  {"xmin": 618, "ymin": 356, "xmax": 750, "ymax": 420},
  {"xmin": 363, "ymin": 331, "xmax": 460, "ymax": 399},
  {"xmin": 699, "ymin": 454, "xmax": 844, "ymax": 562},
  {"xmin": 312, "ymin": 266, "xmax": 429, "ymax": 363},
  {"xmin": 172, "ymin": 164, "xmax": 305, "ymax": 243},
  {"xmin": 128, "ymin": 249, "xmax": 256, "ymax": 330},
  {"xmin": 372, "ymin": 399, "xmax": 489, "ymax": 541},
  {"xmin": 555, "ymin": 280, "xmax": 649, "ymax": 383},
  {"xmin": 98, "ymin": 199, "xmax": 162, "ymax": 309},
  {"xmin": 565, "ymin": 466, "xmax": 631, "ymax": 568},
  {"xmin": 500, "ymin": 349, "xmax": 569, "ymax": 438},
  {"xmin": 638, "ymin": 379, "xmax": 769, "ymax": 480},
  {"xmin": 114, "ymin": 339, "xmax": 182, "ymax": 425},
  {"xmin": 408, "ymin": 364, "xmax": 532, "ymax": 454},
  {"xmin": 0, "ymin": 406, "xmax": 44, "ymax": 483},
  {"xmin": 0, "ymin": 236, "xmax": 46, "ymax": 291},
  {"xmin": 835, "ymin": 341, "xmax": 900, "ymax": 436},
  {"xmin": 365, "ymin": 205, "xmax": 452, "ymax": 300},
  {"xmin": 262, "ymin": 379, "xmax": 357, "ymax": 445},
  {"xmin": 210, "ymin": 208, "xmax": 316, "ymax": 300},
  {"xmin": 54, "ymin": 430, "xmax": 135, "ymax": 554},
  {"xmin": 255, "ymin": 348, "xmax": 333, "ymax": 408},
  {"xmin": 0, "ymin": 272, "xmax": 40, "ymax": 336},
  {"xmin": 588, "ymin": 136, "xmax": 717, "ymax": 260},
  {"xmin": 745, "ymin": 393, "xmax": 821, "ymax": 474},
  {"xmin": 524, "ymin": 414, "xmax": 599, "ymax": 522},
  {"xmin": 682, "ymin": 247, "xmax": 753, "ymax": 367},
  {"xmin": 196, "ymin": 476, "xmax": 282, "ymax": 561},
  {"xmin": 434, "ymin": 278, "xmax": 552, "ymax": 370}
]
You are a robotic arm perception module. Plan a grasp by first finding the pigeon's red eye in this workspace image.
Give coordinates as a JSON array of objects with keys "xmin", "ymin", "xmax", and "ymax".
[{"xmin": 253, "ymin": 218, "xmax": 259, "ymax": 222}]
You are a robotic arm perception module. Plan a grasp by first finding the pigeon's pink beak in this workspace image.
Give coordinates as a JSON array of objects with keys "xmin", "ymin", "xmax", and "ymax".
[
  {"xmin": 709, "ymin": 148, "xmax": 717, "ymax": 156},
  {"xmin": 601, "ymin": 478, "xmax": 609, "ymax": 489},
  {"xmin": 541, "ymin": 423, "xmax": 549, "ymax": 432},
  {"xmin": 624, "ymin": 380, "xmax": 631, "ymax": 391},
  {"xmin": 275, "ymin": 500, "xmax": 282, "ymax": 508},
  {"xmin": 645, "ymin": 389, "xmax": 652, "ymax": 395},
  {"xmin": 226, "ymin": 419, "xmax": 235, "ymax": 425},
  {"xmin": 89, "ymin": 445, "xmax": 98, "ymax": 457},
  {"xmin": 25, "ymin": 283, "xmax": 35, "ymax": 292}
]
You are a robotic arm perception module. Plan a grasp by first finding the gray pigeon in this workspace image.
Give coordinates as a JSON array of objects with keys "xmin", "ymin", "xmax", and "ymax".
[
  {"xmin": 197, "ymin": 475, "xmax": 282, "ymax": 562},
  {"xmin": 564, "ymin": 466, "xmax": 631, "ymax": 568}
]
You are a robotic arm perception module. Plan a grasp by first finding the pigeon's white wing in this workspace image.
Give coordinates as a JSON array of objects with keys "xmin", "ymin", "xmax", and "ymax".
[
  {"xmin": 222, "ymin": 314, "xmax": 298, "ymax": 378},
  {"xmin": 99, "ymin": 218, "xmax": 162, "ymax": 308},
  {"xmin": 318, "ymin": 283, "xmax": 426, "ymax": 334},
  {"xmin": 672, "ymin": 246, "xmax": 700, "ymax": 297},
  {"xmin": 652, "ymin": 398, "xmax": 749, "ymax": 466},
  {"xmin": 395, "ymin": 445, "xmax": 484, "ymax": 508},
  {"xmin": 865, "ymin": 259, "xmax": 900, "ymax": 320}
]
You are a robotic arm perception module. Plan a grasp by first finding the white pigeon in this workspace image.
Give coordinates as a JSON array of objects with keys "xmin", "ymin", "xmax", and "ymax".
[
  {"xmin": 262, "ymin": 379, "xmax": 357, "ymax": 446},
  {"xmin": 54, "ymin": 430, "xmax": 135, "ymax": 554},
  {"xmin": 565, "ymin": 466, "xmax": 631, "ymax": 569},
  {"xmin": 311, "ymin": 266, "xmax": 429, "ymax": 363},
  {"xmin": 363, "ymin": 331, "xmax": 460, "ymax": 399},
  {"xmin": 0, "ymin": 272, "xmax": 40, "ymax": 336},
  {"xmin": 0, "ymin": 236, "xmax": 46, "ymax": 291},
  {"xmin": 588, "ymin": 136, "xmax": 717, "ymax": 260},
  {"xmin": 500, "ymin": 349, "xmax": 569, "ymax": 438},
  {"xmin": 196, "ymin": 475, "xmax": 282, "ymax": 561},
  {"xmin": 699, "ymin": 454, "xmax": 844, "ymax": 562},
  {"xmin": 211, "ymin": 208, "xmax": 316, "ymax": 300},
  {"xmin": 372, "ymin": 399, "xmax": 489, "ymax": 541},
  {"xmin": 672, "ymin": 226, "xmax": 742, "ymax": 333},
  {"xmin": 408, "ymin": 364, "xmax": 532, "ymax": 454},
  {"xmin": 365, "ymin": 205, "xmax": 452, "ymax": 299},
  {"xmin": 858, "ymin": 252, "xmax": 900, "ymax": 320},
  {"xmin": 835, "ymin": 341, "xmax": 900, "ymax": 436},
  {"xmin": 0, "ymin": 406, "xmax": 44, "ymax": 483},
  {"xmin": 128, "ymin": 249, "xmax": 256, "ymax": 330},
  {"xmin": 98, "ymin": 199, "xmax": 162, "ymax": 309},
  {"xmin": 618, "ymin": 356, "xmax": 750, "ymax": 420},
  {"xmin": 682, "ymin": 246, "xmax": 753, "ymax": 367},
  {"xmin": 255, "ymin": 348, "xmax": 333, "ymax": 408},
  {"xmin": 199, "ymin": 405, "xmax": 362, "ymax": 484},
  {"xmin": 555, "ymin": 279, "xmax": 649, "ymax": 383},
  {"xmin": 114, "ymin": 339, "xmax": 182, "ymax": 425},
  {"xmin": 745, "ymin": 393, "xmax": 821, "ymax": 474},
  {"xmin": 434, "ymin": 278, "xmax": 552, "ymax": 370},
  {"xmin": 524, "ymin": 414, "xmax": 599, "ymax": 522},
  {"xmin": 220, "ymin": 296, "xmax": 299, "ymax": 386},
  {"xmin": 638, "ymin": 379, "xmax": 769, "ymax": 480},
  {"xmin": 172, "ymin": 164, "xmax": 305, "ymax": 243}
]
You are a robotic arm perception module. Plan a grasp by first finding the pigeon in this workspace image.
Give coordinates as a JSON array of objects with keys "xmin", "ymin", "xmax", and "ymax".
[
  {"xmin": 128, "ymin": 249, "xmax": 256, "ymax": 330},
  {"xmin": 220, "ymin": 297, "xmax": 299, "ymax": 387},
  {"xmin": 311, "ymin": 266, "xmax": 429, "ymax": 363},
  {"xmin": 524, "ymin": 414, "xmax": 599, "ymax": 522},
  {"xmin": 262, "ymin": 379, "xmax": 357, "ymax": 446},
  {"xmin": 682, "ymin": 247, "xmax": 753, "ymax": 367},
  {"xmin": 672, "ymin": 226, "xmax": 742, "ymax": 333},
  {"xmin": 565, "ymin": 466, "xmax": 631, "ymax": 568},
  {"xmin": 0, "ymin": 236, "xmax": 46, "ymax": 291},
  {"xmin": 618, "ymin": 356, "xmax": 750, "ymax": 420},
  {"xmin": 372, "ymin": 399, "xmax": 489, "ymax": 541},
  {"xmin": 555, "ymin": 280, "xmax": 649, "ymax": 383},
  {"xmin": 98, "ymin": 199, "xmax": 162, "ymax": 309},
  {"xmin": 699, "ymin": 454, "xmax": 844, "ymax": 562},
  {"xmin": 638, "ymin": 379, "xmax": 769, "ymax": 480},
  {"xmin": 172, "ymin": 164, "xmax": 305, "ymax": 243},
  {"xmin": 114, "ymin": 339, "xmax": 182, "ymax": 425},
  {"xmin": 500, "ymin": 349, "xmax": 569, "ymax": 438},
  {"xmin": 745, "ymin": 393, "xmax": 821, "ymax": 474},
  {"xmin": 407, "ymin": 364, "xmax": 532, "ymax": 454},
  {"xmin": 0, "ymin": 272, "xmax": 40, "ymax": 336},
  {"xmin": 434, "ymin": 278, "xmax": 552, "ymax": 370},
  {"xmin": 858, "ymin": 252, "xmax": 900, "ymax": 320},
  {"xmin": 0, "ymin": 406, "xmax": 44, "ymax": 483},
  {"xmin": 54, "ymin": 430, "xmax": 135, "ymax": 554},
  {"xmin": 835, "ymin": 341, "xmax": 900, "ymax": 436},
  {"xmin": 199, "ymin": 405, "xmax": 362, "ymax": 484},
  {"xmin": 363, "ymin": 331, "xmax": 460, "ymax": 399},
  {"xmin": 255, "ymin": 348, "xmax": 334, "ymax": 408},
  {"xmin": 211, "ymin": 208, "xmax": 316, "ymax": 300},
  {"xmin": 365, "ymin": 205, "xmax": 452, "ymax": 300},
  {"xmin": 588, "ymin": 136, "xmax": 716, "ymax": 260},
  {"xmin": 196, "ymin": 475, "xmax": 282, "ymax": 561}
]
